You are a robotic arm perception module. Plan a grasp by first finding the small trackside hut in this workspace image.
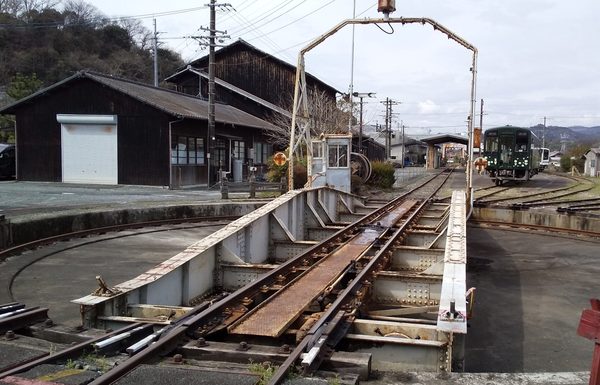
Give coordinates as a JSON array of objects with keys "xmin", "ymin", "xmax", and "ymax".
[{"xmin": 483, "ymin": 125, "xmax": 540, "ymax": 185}]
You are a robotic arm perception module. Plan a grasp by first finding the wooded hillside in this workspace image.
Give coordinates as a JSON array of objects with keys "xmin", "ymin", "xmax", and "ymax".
[{"xmin": 0, "ymin": 0, "xmax": 183, "ymax": 102}]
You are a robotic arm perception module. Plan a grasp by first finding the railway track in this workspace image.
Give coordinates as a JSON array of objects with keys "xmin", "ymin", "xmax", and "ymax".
[
  {"xmin": 1, "ymin": 169, "xmax": 460, "ymax": 385},
  {"xmin": 474, "ymin": 175, "xmax": 595, "ymax": 208}
]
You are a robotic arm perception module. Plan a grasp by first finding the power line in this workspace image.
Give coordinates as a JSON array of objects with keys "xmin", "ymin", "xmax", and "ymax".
[
  {"xmin": 228, "ymin": 0, "xmax": 301, "ymax": 36},
  {"xmin": 243, "ymin": 0, "xmax": 337, "ymax": 41},
  {"xmin": 0, "ymin": 6, "xmax": 208, "ymax": 29}
]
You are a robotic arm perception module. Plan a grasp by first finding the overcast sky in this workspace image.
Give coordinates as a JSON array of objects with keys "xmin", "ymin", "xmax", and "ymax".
[{"xmin": 86, "ymin": 0, "xmax": 600, "ymax": 136}]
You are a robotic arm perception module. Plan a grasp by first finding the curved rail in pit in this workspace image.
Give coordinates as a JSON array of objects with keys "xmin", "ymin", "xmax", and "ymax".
[
  {"xmin": 0, "ymin": 215, "xmax": 241, "ymax": 261},
  {"xmin": 474, "ymin": 175, "xmax": 594, "ymax": 207},
  {"xmin": 81, "ymin": 168, "xmax": 456, "ymax": 385},
  {"xmin": 3, "ymin": 221, "xmax": 233, "ymax": 303}
]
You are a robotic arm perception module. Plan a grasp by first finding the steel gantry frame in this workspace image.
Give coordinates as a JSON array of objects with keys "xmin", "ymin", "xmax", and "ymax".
[{"xmin": 288, "ymin": 17, "xmax": 478, "ymax": 206}]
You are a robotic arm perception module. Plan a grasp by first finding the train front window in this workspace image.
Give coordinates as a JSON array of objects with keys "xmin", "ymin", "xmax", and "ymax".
[
  {"xmin": 516, "ymin": 131, "xmax": 529, "ymax": 152},
  {"xmin": 485, "ymin": 136, "xmax": 498, "ymax": 152}
]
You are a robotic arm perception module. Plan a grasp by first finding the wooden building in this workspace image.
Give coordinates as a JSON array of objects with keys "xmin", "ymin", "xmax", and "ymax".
[
  {"xmin": 0, "ymin": 71, "xmax": 276, "ymax": 187},
  {"xmin": 165, "ymin": 39, "xmax": 339, "ymax": 120}
]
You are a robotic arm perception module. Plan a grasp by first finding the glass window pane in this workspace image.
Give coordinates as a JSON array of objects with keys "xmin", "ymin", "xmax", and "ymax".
[
  {"xmin": 338, "ymin": 145, "xmax": 348, "ymax": 167},
  {"xmin": 196, "ymin": 138, "xmax": 205, "ymax": 165},
  {"xmin": 328, "ymin": 145, "xmax": 337, "ymax": 167},
  {"xmin": 178, "ymin": 136, "xmax": 188, "ymax": 164}
]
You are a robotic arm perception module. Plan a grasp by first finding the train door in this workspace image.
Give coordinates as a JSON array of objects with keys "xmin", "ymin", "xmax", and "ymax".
[{"xmin": 498, "ymin": 134, "xmax": 513, "ymax": 166}]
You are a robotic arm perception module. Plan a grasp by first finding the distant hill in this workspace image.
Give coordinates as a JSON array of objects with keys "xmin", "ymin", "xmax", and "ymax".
[{"xmin": 529, "ymin": 124, "xmax": 600, "ymax": 151}]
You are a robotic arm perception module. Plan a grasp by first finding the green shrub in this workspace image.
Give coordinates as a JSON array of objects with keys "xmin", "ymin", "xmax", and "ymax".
[
  {"xmin": 367, "ymin": 161, "xmax": 396, "ymax": 189},
  {"xmin": 266, "ymin": 156, "xmax": 307, "ymax": 189}
]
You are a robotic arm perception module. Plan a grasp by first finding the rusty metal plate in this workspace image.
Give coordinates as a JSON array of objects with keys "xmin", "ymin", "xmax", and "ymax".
[
  {"xmin": 228, "ymin": 229, "xmax": 384, "ymax": 337},
  {"xmin": 377, "ymin": 200, "xmax": 417, "ymax": 228}
]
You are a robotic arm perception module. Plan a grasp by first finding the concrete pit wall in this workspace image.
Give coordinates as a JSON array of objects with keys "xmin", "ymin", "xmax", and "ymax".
[
  {"xmin": 2, "ymin": 203, "xmax": 266, "ymax": 251},
  {"xmin": 473, "ymin": 207, "xmax": 600, "ymax": 233}
]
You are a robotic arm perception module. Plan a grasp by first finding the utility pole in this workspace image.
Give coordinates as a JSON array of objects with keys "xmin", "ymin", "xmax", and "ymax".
[
  {"xmin": 543, "ymin": 116, "xmax": 547, "ymax": 148},
  {"xmin": 208, "ymin": 0, "xmax": 216, "ymax": 188},
  {"xmin": 193, "ymin": 0, "xmax": 231, "ymax": 188},
  {"xmin": 401, "ymin": 120, "xmax": 405, "ymax": 167},
  {"xmin": 381, "ymin": 98, "xmax": 399, "ymax": 159},
  {"xmin": 353, "ymin": 92, "xmax": 375, "ymax": 154},
  {"xmin": 152, "ymin": 19, "xmax": 159, "ymax": 87},
  {"xmin": 479, "ymin": 98, "xmax": 484, "ymax": 136}
]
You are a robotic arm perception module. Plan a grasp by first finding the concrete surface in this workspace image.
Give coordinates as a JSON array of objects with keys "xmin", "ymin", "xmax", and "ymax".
[
  {"xmin": 0, "ymin": 181, "xmax": 220, "ymax": 218},
  {"xmin": 2, "ymin": 364, "xmax": 99, "ymax": 385},
  {"xmin": 113, "ymin": 364, "xmax": 260, "ymax": 385},
  {"xmin": 367, "ymin": 371, "xmax": 589, "ymax": 384},
  {"xmin": 0, "ymin": 343, "xmax": 47, "ymax": 371}
]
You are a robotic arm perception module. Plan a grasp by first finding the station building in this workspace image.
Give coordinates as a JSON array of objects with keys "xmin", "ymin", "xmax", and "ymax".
[
  {"xmin": 0, "ymin": 40, "xmax": 348, "ymax": 188},
  {"xmin": 0, "ymin": 71, "xmax": 279, "ymax": 188}
]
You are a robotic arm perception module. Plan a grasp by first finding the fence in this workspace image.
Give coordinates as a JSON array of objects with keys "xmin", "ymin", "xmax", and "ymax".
[{"xmin": 393, "ymin": 167, "xmax": 427, "ymax": 187}]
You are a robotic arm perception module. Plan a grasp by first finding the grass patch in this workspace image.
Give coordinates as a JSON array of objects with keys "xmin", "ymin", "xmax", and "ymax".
[{"xmin": 248, "ymin": 361, "xmax": 275, "ymax": 385}]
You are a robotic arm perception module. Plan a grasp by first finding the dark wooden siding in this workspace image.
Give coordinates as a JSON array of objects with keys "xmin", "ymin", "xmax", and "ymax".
[
  {"xmin": 175, "ymin": 43, "xmax": 337, "ymax": 113},
  {"xmin": 12, "ymin": 78, "xmax": 170, "ymax": 186}
]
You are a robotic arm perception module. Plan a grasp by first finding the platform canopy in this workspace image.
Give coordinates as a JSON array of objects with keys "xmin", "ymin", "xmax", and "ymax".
[{"xmin": 420, "ymin": 133, "xmax": 468, "ymax": 145}]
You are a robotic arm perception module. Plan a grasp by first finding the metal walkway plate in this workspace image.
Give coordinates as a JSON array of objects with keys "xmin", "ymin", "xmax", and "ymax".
[{"xmin": 228, "ymin": 200, "xmax": 417, "ymax": 337}]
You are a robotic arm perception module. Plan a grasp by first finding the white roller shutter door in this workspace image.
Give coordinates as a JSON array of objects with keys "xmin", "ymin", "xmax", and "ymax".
[{"xmin": 58, "ymin": 114, "xmax": 118, "ymax": 184}]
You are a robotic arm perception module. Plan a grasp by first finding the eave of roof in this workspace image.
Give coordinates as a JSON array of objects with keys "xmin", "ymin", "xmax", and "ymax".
[{"xmin": 0, "ymin": 71, "xmax": 278, "ymax": 131}]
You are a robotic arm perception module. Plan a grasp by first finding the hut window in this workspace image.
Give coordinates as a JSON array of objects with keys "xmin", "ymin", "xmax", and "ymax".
[{"xmin": 328, "ymin": 144, "xmax": 348, "ymax": 168}]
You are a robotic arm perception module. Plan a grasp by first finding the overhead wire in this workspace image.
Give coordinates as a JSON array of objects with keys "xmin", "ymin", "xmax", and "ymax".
[
  {"xmin": 227, "ymin": 0, "xmax": 301, "ymax": 36},
  {"xmin": 0, "ymin": 5, "xmax": 208, "ymax": 29}
]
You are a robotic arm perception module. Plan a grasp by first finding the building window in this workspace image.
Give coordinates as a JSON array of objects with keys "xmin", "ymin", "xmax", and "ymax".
[
  {"xmin": 591, "ymin": 159, "xmax": 596, "ymax": 168},
  {"xmin": 328, "ymin": 144, "xmax": 348, "ymax": 168},
  {"xmin": 232, "ymin": 140, "xmax": 245, "ymax": 160},
  {"xmin": 171, "ymin": 136, "xmax": 205, "ymax": 165},
  {"xmin": 254, "ymin": 142, "xmax": 272, "ymax": 164}
]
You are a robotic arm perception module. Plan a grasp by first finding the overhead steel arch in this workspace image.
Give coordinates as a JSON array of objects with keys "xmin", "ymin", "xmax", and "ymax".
[{"xmin": 287, "ymin": 17, "xmax": 478, "ymax": 207}]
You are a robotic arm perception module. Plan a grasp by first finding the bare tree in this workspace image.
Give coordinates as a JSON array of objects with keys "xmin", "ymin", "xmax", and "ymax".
[
  {"xmin": 62, "ymin": 0, "xmax": 105, "ymax": 26},
  {"xmin": 0, "ymin": 0, "xmax": 22, "ymax": 15},
  {"xmin": 116, "ymin": 18, "xmax": 152, "ymax": 50},
  {"xmin": 264, "ymin": 86, "xmax": 350, "ymax": 148},
  {"xmin": 20, "ymin": 0, "xmax": 60, "ymax": 14}
]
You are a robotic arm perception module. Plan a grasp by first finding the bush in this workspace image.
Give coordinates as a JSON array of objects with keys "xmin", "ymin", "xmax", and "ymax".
[
  {"xmin": 367, "ymin": 161, "xmax": 396, "ymax": 189},
  {"xmin": 266, "ymin": 156, "xmax": 307, "ymax": 189}
]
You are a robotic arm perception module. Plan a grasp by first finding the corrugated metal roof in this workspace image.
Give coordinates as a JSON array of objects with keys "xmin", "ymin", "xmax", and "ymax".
[{"xmin": 0, "ymin": 71, "xmax": 277, "ymax": 130}]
